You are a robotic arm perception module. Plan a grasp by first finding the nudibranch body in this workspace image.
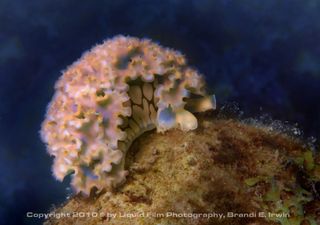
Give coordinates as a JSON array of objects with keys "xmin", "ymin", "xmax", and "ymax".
[{"xmin": 41, "ymin": 36, "xmax": 216, "ymax": 195}]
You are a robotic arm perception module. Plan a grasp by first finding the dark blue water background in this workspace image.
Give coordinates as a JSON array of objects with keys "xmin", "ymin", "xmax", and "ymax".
[{"xmin": 0, "ymin": 1, "xmax": 320, "ymax": 224}]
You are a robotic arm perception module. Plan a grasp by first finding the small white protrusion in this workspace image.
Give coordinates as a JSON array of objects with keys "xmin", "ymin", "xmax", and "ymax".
[
  {"xmin": 176, "ymin": 109, "xmax": 198, "ymax": 131},
  {"xmin": 142, "ymin": 74, "xmax": 154, "ymax": 82}
]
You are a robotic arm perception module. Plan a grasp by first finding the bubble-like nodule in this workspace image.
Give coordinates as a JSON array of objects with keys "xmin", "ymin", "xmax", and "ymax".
[{"xmin": 158, "ymin": 107, "xmax": 176, "ymax": 130}]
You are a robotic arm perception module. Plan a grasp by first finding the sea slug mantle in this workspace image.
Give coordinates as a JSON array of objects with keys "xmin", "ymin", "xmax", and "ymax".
[{"xmin": 41, "ymin": 36, "xmax": 215, "ymax": 195}]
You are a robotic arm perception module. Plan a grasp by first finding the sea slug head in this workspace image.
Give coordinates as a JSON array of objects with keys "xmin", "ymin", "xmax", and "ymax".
[{"xmin": 41, "ymin": 35, "xmax": 216, "ymax": 196}]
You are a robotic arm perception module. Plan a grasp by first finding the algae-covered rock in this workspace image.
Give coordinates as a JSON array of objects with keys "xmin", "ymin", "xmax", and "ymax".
[{"xmin": 44, "ymin": 115, "xmax": 320, "ymax": 225}]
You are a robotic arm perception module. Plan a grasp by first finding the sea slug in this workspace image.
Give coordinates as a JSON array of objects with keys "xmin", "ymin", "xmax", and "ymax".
[{"xmin": 41, "ymin": 36, "xmax": 216, "ymax": 195}]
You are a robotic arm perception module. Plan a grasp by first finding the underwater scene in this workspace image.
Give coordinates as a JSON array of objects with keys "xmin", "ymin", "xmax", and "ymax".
[{"xmin": 0, "ymin": 0, "xmax": 320, "ymax": 225}]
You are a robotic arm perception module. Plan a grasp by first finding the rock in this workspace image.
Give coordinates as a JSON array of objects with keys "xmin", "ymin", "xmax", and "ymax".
[{"xmin": 44, "ymin": 115, "xmax": 320, "ymax": 225}]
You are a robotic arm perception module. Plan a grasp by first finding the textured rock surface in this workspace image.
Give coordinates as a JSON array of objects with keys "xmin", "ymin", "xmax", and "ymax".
[{"xmin": 45, "ymin": 115, "xmax": 320, "ymax": 225}]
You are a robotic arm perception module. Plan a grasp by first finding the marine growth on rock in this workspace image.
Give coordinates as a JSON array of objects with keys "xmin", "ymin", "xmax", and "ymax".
[{"xmin": 41, "ymin": 36, "xmax": 216, "ymax": 195}]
